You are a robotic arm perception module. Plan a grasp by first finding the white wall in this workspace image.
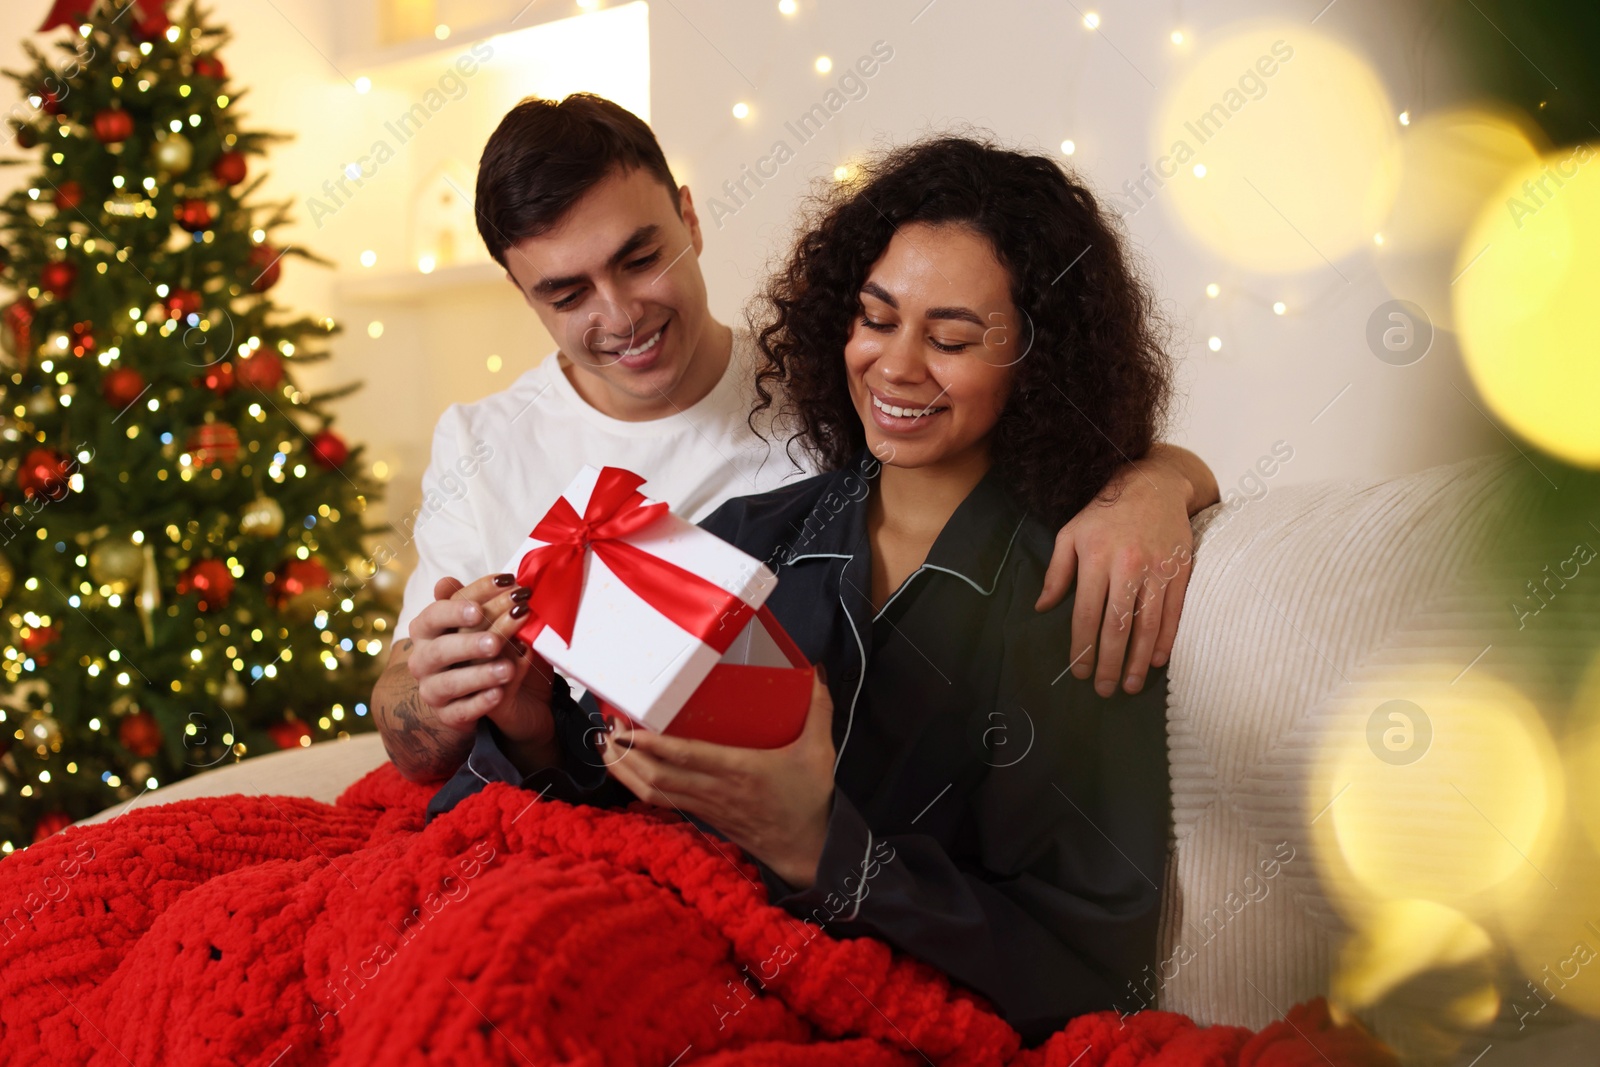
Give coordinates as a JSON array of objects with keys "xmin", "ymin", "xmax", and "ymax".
[{"xmin": 3, "ymin": 0, "xmax": 1501, "ymax": 562}]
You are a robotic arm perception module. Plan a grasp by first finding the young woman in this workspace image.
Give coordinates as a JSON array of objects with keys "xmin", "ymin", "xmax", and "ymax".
[{"xmin": 427, "ymin": 136, "xmax": 1175, "ymax": 1045}]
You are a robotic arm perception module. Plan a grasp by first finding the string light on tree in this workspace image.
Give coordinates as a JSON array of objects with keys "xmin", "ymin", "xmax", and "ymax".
[{"xmin": 0, "ymin": 0, "xmax": 391, "ymax": 845}]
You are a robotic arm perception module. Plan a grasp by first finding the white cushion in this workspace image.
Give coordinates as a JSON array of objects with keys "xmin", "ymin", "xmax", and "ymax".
[{"xmin": 74, "ymin": 732, "xmax": 391, "ymax": 826}]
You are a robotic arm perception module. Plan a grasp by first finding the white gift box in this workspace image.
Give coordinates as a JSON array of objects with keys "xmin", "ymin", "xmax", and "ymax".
[{"xmin": 502, "ymin": 465, "xmax": 795, "ymax": 735}]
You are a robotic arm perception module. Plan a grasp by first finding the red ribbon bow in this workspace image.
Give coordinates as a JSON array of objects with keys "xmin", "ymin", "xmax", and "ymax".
[{"xmin": 515, "ymin": 467, "xmax": 754, "ymax": 653}]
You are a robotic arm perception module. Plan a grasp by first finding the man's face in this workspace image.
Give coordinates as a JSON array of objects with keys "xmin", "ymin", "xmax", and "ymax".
[{"xmin": 502, "ymin": 166, "xmax": 713, "ymax": 413}]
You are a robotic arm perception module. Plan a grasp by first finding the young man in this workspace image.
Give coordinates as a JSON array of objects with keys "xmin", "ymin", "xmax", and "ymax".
[{"xmin": 373, "ymin": 94, "xmax": 1218, "ymax": 784}]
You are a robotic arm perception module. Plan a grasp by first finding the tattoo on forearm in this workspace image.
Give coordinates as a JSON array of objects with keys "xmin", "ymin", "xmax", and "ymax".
[{"xmin": 375, "ymin": 639, "xmax": 472, "ymax": 780}]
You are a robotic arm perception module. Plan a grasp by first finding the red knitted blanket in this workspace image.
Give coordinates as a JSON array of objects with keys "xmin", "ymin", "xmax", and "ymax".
[{"xmin": 0, "ymin": 763, "xmax": 1395, "ymax": 1066}]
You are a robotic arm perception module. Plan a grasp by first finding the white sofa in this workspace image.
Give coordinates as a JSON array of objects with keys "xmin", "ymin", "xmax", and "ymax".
[{"xmin": 75, "ymin": 453, "xmax": 1597, "ymax": 1063}]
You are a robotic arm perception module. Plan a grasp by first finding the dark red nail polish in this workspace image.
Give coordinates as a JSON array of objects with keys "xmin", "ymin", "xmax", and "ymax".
[
  {"xmin": 509, "ymin": 637, "xmax": 527, "ymax": 655},
  {"xmin": 493, "ymin": 573, "xmax": 515, "ymax": 587},
  {"xmin": 510, "ymin": 603, "xmax": 529, "ymax": 619},
  {"xmin": 510, "ymin": 586, "xmax": 530, "ymax": 602}
]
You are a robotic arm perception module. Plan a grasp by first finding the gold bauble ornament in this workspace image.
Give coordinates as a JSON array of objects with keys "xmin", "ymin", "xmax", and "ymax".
[
  {"xmin": 219, "ymin": 670, "xmax": 246, "ymax": 711},
  {"xmin": 128, "ymin": 760, "xmax": 154, "ymax": 783},
  {"xmin": 370, "ymin": 564, "xmax": 404, "ymax": 608},
  {"xmin": 0, "ymin": 553, "xmax": 13, "ymax": 601},
  {"xmin": 284, "ymin": 586, "xmax": 336, "ymax": 624},
  {"xmin": 153, "ymin": 131, "xmax": 192, "ymax": 174},
  {"xmin": 89, "ymin": 538, "xmax": 144, "ymax": 595},
  {"xmin": 136, "ymin": 543, "xmax": 161, "ymax": 646},
  {"xmin": 23, "ymin": 709, "xmax": 62, "ymax": 754},
  {"xmin": 239, "ymin": 495, "xmax": 284, "ymax": 538},
  {"xmin": 106, "ymin": 190, "xmax": 147, "ymax": 217}
]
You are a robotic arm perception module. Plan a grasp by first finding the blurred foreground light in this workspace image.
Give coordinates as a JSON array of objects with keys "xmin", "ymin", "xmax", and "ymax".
[
  {"xmin": 1311, "ymin": 669, "xmax": 1562, "ymax": 915},
  {"xmin": 1154, "ymin": 26, "xmax": 1399, "ymax": 273},
  {"xmin": 1374, "ymin": 106, "xmax": 1540, "ymax": 333},
  {"xmin": 1331, "ymin": 898, "xmax": 1494, "ymax": 1018},
  {"xmin": 1454, "ymin": 141, "xmax": 1600, "ymax": 467},
  {"xmin": 354, "ymin": 76, "xmax": 371, "ymax": 94}
]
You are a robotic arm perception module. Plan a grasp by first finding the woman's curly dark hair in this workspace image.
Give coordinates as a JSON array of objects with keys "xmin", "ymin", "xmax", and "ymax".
[{"xmin": 749, "ymin": 134, "xmax": 1174, "ymax": 530}]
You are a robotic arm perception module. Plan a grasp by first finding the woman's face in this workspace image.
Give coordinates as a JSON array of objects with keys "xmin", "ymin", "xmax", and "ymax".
[{"xmin": 845, "ymin": 221, "xmax": 1022, "ymax": 472}]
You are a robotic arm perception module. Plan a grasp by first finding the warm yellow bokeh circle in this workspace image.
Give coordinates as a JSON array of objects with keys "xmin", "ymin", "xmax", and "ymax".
[
  {"xmin": 1455, "ymin": 142, "xmax": 1600, "ymax": 467},
  {"xmin": 1153, "ymin": 25, "xmax": 1400, "ymax": 273},
  {"xmin": 1373, "ymin": 106, "xmax": 1541, "ymax": 331},
  {"xmin": 1318, "ymin": 673, "xmax": 1561, "ymax": 910}
]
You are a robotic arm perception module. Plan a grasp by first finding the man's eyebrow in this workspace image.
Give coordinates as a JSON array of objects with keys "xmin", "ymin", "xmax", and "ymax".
[
  {"xmin": 528, "ymin": 225, "xmax": 662, "ymax": 298},
  {"xmin": 861, "ymin": 280, "xmax": 984, "ymax": 326}
]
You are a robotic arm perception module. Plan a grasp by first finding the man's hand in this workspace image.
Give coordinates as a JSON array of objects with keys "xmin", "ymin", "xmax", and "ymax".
[
  {"xmin": 374, "ymin": 573, "xmax": 553, "ymax": 781},
  {"xmin": 599, "ymin": 670, "xmax": 836, "ymax": 888},
  {"xmin": 1036, "ymin": 444, "xmax": 1219, "ymax": 697}
]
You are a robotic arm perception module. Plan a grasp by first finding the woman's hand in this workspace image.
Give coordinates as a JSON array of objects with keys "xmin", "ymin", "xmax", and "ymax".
[
  {"xmin": 475, "ymin": 585, "xmax": 562, "ymax": 772},
  {"xmin": 601, "ymin": 670, "xmax": 836, "ymax": 889}
]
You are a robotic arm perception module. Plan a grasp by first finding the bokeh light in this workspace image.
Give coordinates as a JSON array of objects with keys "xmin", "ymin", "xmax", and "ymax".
[
  {"xmin": 1311, "ymin": 670, "xmax": 1562, "ymax": 915},
  {"xmin": 1454, "ymin": 141, "xmax": 1600, "ymax": 467},
  {"xmin": 1331, "ymin": 898, "xmax": 1494, "ymax": 1016},
  {"xmin": 1154, "ymin": 25, "xmax": 1400, "ymax": 273},
  {"xmin": 1373, "ymin": 106, "xmax": 1540, "ymax": 331}
]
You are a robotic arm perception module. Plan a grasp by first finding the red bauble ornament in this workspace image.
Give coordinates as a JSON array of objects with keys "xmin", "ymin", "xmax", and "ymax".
[
  {"xmin": 21, "ymin": 622, "xmax": 59, "ymax": 664},
  {"xmin": 200, "ymin": 360, "xmax": 235, "ymax": 393},
  {"xmin": 3, "ymin": 298, "xmax": 34, "ymax": 358},
  {"xmin": 118, "ymin": 709, "xmax": 163, "ymax": 758},
  {"xmin": 93, "ymin": 108, "xmax": 134, "ymax": 144},
  {"xmin": 102, "ymin": 366, "xmax": 146, "ymax": 407},
  {"xmin": 17, "ymin": 447, "xmax": 72, "ymax": 501},
  {"xmin": 70, "ymin": 320, "xmax": 95, "ymax": 357},
  {"xmin": 309, "ymin": 429, "xmax": 348, "ymax": 469},
  {"xmin": 176, "ymin": 198, "xmax": 214, "ymax": 232},
  {"xmin": 185, "ymin": 422, "xmax": 240, "ymax": 467},
  {"xmin": 268, "ymin": 719, "xmax": 312, "ymax": 749},
  {"xmin": 163, "ymin": 288, "xmax": 202, "ymax": 320},
  {"xmin": 38, "ymin": 0, "xmax": 169, "ymax": 33},
  {"xmin": 234, "ymin": 348, "xmax": 284, "ymax": 390},
  {"xmin": 53, "ymin": 180, "xmax": 83, "ymax": 212},
  {"xmin": 35, "ymin": 88, "xmax": 64, "ymax": 115},
  {"xmin": 193, "ymin": 54, "xmax": 226, "ymax": 80},
  {"xmin": 266, "ymin": 557, "xmax": 332, "ymax": 611},
  {"xmin": 212, "ymin": 150, "xmax": 247, "ymax": 186},
  {"xmin": 247, "ymin": 244, "xmax": 282, "ymax": 290},
  {"xmin": 40, "ymin": 260, "xmax": 77, "ymax": 300},
  {"xmin": 32, "ymin": 811, "xmax": 74, "ymax": 842},
  {"xmin": 177, "ymin": 558, "xmax": 234, "ymax": 611},
  {"xmin": 130, "ymin": 5, "xmax": 169, "ymax": 40}
]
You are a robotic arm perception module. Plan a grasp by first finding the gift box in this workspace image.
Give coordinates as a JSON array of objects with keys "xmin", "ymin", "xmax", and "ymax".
[{"xmin": 504, "ymin": 465, "xmax": 812, "ymax": 748}]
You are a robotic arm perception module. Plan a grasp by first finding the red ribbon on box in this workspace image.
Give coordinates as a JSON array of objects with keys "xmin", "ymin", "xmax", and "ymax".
[{"xmin": 514, "ymin": 467, "xmax": 755, "ymax": 652}]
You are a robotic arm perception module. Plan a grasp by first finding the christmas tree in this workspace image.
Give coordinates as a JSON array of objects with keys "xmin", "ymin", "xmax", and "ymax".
[{"xmin": 0, "ymin": 0, "xmax": 393, "ymax": 850}]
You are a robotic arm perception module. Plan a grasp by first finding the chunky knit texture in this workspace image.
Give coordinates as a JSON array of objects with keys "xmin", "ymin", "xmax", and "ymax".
[{"xmin": 0, "ymin": 764, "xmax": 1397, "ymax": 1066}]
